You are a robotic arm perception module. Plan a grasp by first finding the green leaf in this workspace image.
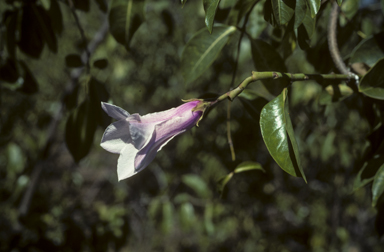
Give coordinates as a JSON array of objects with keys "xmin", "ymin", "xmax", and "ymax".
[
  {"xmin": 72, "ymin": 0, "xmax": 90, "ymax": 12},
  {"xmin": 182, "ymin": 174, "xmax": 212, "ymax": 198},
  {"xmin": 93, "ymin": 59, "xmax": 109, "ymax": 69},
  {"xmin": 217, "ymin": 172, "xmax": 234, "ymax": 196},
  {"xmin": 301, "ymin": 7, "xmax": 316, "ymax": 38},
  {"xmin": 89, "ymin": 77, "xmax": 110, "ymax": 128},
  {"xmin": 4, "ymin": 10, "xmax": 18, "ymax": 59},
  {"xmin": 32, "ymin": 5, "xmax": 58, "ymax": 53},
  {"xmin": 353, "ymin": 163, "xmax": 375, "ymax": 191},
  {"xmin": 306, "ymin": 0, "xmax": 320, "ymax": 18},
  {"xmin": 203, "ymin": 0, "xmax": 221, "ymax": 33},
  {"xmin": 65, "ymin": 54, "xmax": 84, "ymax": 68},
  {"xmin": 359, "ymin": 58, "xmax": 384, "ymax": 100},
  {"xmin": 249, "ymin": 38, "xmax": 289, "ymax": 96},
  {"xmin": 65, "ymin": 99, "xmax": 98, "ymax": 162},
  {"xmin": 48, "ymin": 0, "xmax": 64, "ymax": 34},
  {"xmin": 19, "ymin": 5, "xmax": 45, "ymax": 58},
  {"xmin": 234, "ymin": 161, "xmax": 265, "ymax": 173},
  {"xmin": 337, "ymin": 0, "xmax": 343, "ymax": 6},
  {"xmin": 353, "ymin": 153, "xmax": 384, "ymax": 191},
  {"xmin": 350, "ymin": 32, "xmax": 384, "ymax": 67},
  {"xmin": 294, "ymin": 0, "xmax": 307, "ymax": 29},
  {"xmin": 271, "ymin": 0, "xmax": 295, "ymax": 25},
  {"xmin": 0, "ymin": 58, "xmax": 18, "ymax": 83},
  {"xmin": 372, "ymin": 164, "xmax": 384, "ymax": 207},
  {"xmin": 109, "ymin": 0, "xmax": 145, "ymax": 50},
  {"xmin": 181, "ymin": 25, "xmax": 237, "ymax": 84},
  {"xmin": 260, "ymin": 88, "xmax": 307, "ymax": 182}
]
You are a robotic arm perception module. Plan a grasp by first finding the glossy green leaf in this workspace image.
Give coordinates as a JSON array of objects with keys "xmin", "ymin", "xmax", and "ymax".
[
  {"xmin": 294, "ymin": 0, "xmax": 307, "ymax": 29},
  {"xmin": 359, "ymin": 58, "xmax": 384, "ymax": 100},
  {"xmin": 181, "ymin": 25, "xmax": 237, "ymax": 84},
  {"xmin": 249, "ymin": 37, "xmax": 289, "ymax": 96},
  {"xmin": 260, "ymin": 88, "xmax": 307, "ymax": 182},
  {"xmin": 182, "ymin": 174, "xmax": 212, "ymax": 198},
  {"xmin": 65, "ymin": 99, "xmax": 98, "ymax": 162},
  {"xmin": 350, "ymin": 32, "xmax": 384, "ymax": 67},
  {"xmin": 203, "ymin": 0, "xmax": 221, "ymax": 33},
  {"xmin": 65, "ymin": 54, "xmax": 84, "ymax": 68},
  {"xmin": 234, "ymin": 161, "xmax": 265, "ymax": 173},
  {"xmin": 372, "ymin": 164, "xmax": 384, "ymax": 207},
  {"xmin": 271, "ymin": 0, "xmax": 295, "ymax": 25},
  {"xmin": 306, "ymin": 0, "xmax": 320, "ymax": 18},
  {"xmin": 109, "ymin": 0, "xmax": 145, "ymax": 50}
]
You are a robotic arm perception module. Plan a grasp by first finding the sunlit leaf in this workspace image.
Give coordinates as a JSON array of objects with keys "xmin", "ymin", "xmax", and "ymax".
[
  {"xmin": 249, "ymin": 37, "xmax": 289, "ymax": 96},
  {"xmin": 203, "ymin": 0, "xmax": 221, "ymax": 33},
  {"xmin": 182, "ymin": 174, "xmax": 212, "ymax": 198},
  {"xmin": 234, "ymin": 161, "xmax": 265, "ymax": 173},
  {"xmin": 372, "ymin": 164, "xmax": 384, "ymax": 207},
  {"xmin": 109, "ymin": 0, "xmax": 145, "ymax": 50},
  {"xmin": 181, "ymin": 25, "xmax": 237, "ymax": 84},
  {"xmin": 65, "ymin": 54, "xmax": 84, "ymax": 68},
  {"xmin": 271, "ymin": 0, "xmax": 295, "ymax": 25},
  {"xmin": 260, "ymin": 88, "xmax": 307, "ymax": 182},
  {"xmin": 65, "ymin": 99, "xmax": 98, "ymax": 162},
  {"xmin": 306, "ymin": 0, "xmax": 320, "ymax": 18},
  {"xmin": 350, "ymin": 32, "xmax": 384, "ymax": 67},
  {"xmin": 359, "ymin": 58, "xmax": 384, "ymax": 100}
]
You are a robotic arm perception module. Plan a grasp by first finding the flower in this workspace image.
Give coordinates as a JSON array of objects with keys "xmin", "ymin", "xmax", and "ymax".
[{"xmin": 100, "ymin": 100, "xmax": 207, "ymax": 181}]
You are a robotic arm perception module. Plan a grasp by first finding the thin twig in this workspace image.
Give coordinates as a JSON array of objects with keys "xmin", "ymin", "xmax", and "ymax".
[
  {"xmin": 67, "ymin": 0, "xmax": 91, "ymax": 73},
  {"xmin": 328, "ymin": 1, "xmax": 349, "ymax": 75},
  {"xmin": 227, "ymin": 100, "xmax": 236, "ymax": 161}
]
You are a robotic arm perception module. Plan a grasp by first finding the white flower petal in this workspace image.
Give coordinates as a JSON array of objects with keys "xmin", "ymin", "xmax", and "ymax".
[
  {"xmin": 117, "ymin": 144, "xmax": 139, "ymax": 181},
  {"xmin": 129, "ymin": 121, "xmax": 156, "ymax": 150},
  {"xmin": 101, "ymin": 102, "xmax": 130, "ymax": 120},
  {"xmin": 100, "ymin": 120, "xmax": 131, "ymax": 154}
]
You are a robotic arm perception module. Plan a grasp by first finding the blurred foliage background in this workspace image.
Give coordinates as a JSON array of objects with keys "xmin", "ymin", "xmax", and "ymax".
[{"xmin": 1, "ymin": 0, "xmax": 384, "ymax": 251}]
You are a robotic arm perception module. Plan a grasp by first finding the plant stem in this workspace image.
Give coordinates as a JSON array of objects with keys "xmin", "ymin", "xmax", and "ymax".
[{"xmin": 212, "ymin": 71, "xmax": 359, "ymax": 105}]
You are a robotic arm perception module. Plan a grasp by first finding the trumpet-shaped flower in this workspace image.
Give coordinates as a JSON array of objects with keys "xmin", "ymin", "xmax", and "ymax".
[{"xmin": 100, "ymin": 100, "xmax": 206, "ymax": 181}]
